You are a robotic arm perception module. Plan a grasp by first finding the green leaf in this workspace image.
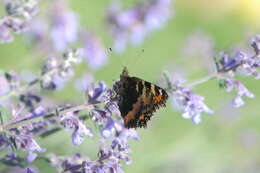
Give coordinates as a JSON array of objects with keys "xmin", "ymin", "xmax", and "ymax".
[
  {"xmin": 0, "ymin": 133, "xmax": 17, "ymax": 152},
  {"xmin": 218, "ymin": 79, "xmax": 226, "ymax": 89},
  {"xmin": 0, "ymin": 105, "xmax": 11, "ymax": 125},
  {"xmin": 8, "ymin": 136, "xmax": 17, "ymax": 152}
]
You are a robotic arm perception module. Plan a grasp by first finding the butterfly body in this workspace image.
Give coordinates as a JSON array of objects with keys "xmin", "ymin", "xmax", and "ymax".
[{"xmin": 115, "ymin": 67, "xmax": 168, "ymax": 128}]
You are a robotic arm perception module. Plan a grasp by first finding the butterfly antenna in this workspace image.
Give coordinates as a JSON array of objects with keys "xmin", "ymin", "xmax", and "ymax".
[
  {"xmin": 129, "ymin": 48, "xmax": 145, "ymax": 71},
  {"xmin": 108, "ymin": 47, "xmax": 126, "ymax": 83},
  {"xmin": 108, "ymin": 47, "xmax": 124, "ymax": 69}
]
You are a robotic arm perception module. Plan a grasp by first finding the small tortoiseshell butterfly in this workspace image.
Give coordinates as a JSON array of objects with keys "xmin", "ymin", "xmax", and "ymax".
[{"xmin": 115, "ymin": 67, "xmax": 168, "ymax": 128}]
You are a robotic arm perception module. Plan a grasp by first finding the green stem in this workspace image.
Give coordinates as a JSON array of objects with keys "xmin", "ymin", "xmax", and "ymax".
[
  {"xmin": 2, "ymin": 103, "xmax": 93, "ymax": 131},
  {"xmin": 186, "ymin": 73, "xmax": 218, "ymax": 88}
]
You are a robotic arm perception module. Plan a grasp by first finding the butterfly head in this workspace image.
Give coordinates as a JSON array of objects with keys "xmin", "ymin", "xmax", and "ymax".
[{"xmin": 121, "ymin": 67, "xmax": 129, "ymax": 78}]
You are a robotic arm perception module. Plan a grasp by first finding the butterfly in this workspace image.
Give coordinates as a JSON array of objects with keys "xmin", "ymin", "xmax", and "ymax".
[{"xmin": 115, "ymin": 67, "xmax": 168, "ymax": 128}]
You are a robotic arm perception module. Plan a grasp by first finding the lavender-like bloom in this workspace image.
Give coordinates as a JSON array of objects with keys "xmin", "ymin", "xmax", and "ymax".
[
  {"xmin": 50, "ymin": 1, "xmax": 79, "ymax": 51},
  {"xmin": 49, "ymin": 153, "xmax": 90, "ymax": 173},
  {"xmin": 0, "ymin": 20, "xmax": 13, "ymax": 43},
  {"xmin": 212, "ymin": 35, "xmax": 260, "ymax": 107},
  {"xmin": 251, "ymin": 35, "xmax": 260, "ymax": 56},
  {"xmin": 41, "ymin": 49, "xmax": 83, "ymax": 90},
  {"xmin": 107, "ymin": 0, "xmax": 173, "ymax": 53},
  {"xmin": 82, "ymin": 32, "xmax": 108, "ymax": 70},
  {"xmin": 0, "ymin": 75, "xmax": 10, "ymax": 96},
  {"xmin": 60, "ymin": 113, "xmax": 93, "ymax": 146},
  {"xmin": 220, "ymin": 78, "xmax": 254, "ymax": 107},
  {"xmin": 4, "ymin": 71, "xmax": 20, "ymax": 92},
  {"xmin": 26, "ymin": 168, "xmax": 36, "ymax": 173},
  {"xmin": 20, "ymin": 93, "xmax": 41, "ymax": 112},
  {"xmin": 85, "ymin": 81, "xmax": 117, "ymax": 126},
  {"xmin": 86, "ymin": 81, "xmax": 112, "ymax": 104},
  {"xmin": 171, "ymin": 82, "xmax": 213, "ymax": 124},
  {"xmin": 49, "ymin": 122, "xmax": 138, "ymax": 173},
  {"xmin": 0, "ymin": 0, "xmax": 40, "ymax": 43},
  {"xmin": 216, "ymin": 40, "xmax": 260, "ymax": 79},
  {"xmin": 16, "ymin": 135, "xmax": 46, "ymax": 162},
  {"xmin": 25, "ymin": 17, "xmax": 49, "ymax": 50},
  {"xmin": 91, "ymin": 109, "xmax": 110, "ymax": 126}
]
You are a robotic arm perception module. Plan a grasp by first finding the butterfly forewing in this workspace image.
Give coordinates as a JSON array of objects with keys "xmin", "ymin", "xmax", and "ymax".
[{"xmin": 116, "ymin": 68, "xmax": 168, "ymax": 128}]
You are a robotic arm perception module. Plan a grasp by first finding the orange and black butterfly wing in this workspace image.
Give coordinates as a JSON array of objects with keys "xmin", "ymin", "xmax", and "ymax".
[
  {"xmin": 117, "ymin": 76, "xmax": 142, "ymax": 128},
  {"xmin": 135, "ymin": 78, "xmax": 168, "ymax": 127},
  {"xmin": 118, "ymin": 76, "xmax": 168, "ymax": 128}
]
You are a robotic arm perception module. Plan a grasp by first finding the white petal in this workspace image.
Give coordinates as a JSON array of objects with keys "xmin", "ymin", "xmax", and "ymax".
[
  {"xmin": 192, "ymin": 114, "xmax": 202, "ymax": 124},
  {"xmin": 182, "ymin": 112, "xmax": 191, "ymax": 119}
]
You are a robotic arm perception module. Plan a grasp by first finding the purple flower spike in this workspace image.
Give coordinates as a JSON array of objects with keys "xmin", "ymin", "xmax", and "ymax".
[
  {"xmin": 50, "ymin": 2, "xmax": 79, "ymax": 51},
  {"xmin": 26, "ymin": 168, "xmax": 35, "ymax": 173},
  {"xmin": 72, "ymin": 121, "xmax": 93, "ymax": 146},
  {"xmin": 16, "ymin": 135, "xmax": 46, "ymax": 163},
  {"xmin": 0, "ymin": 0, "xmax": 40, "ymax": 43},
  {"xmin": 86, "ymin": 81, "xmax": 112, "ymax": 104},
  {"xmin": 82, "ymin": 32, "xmax": 108, "ymax": 70},
  {"xmin": 216, "ymin": 48, "xmax": 260, "ymax": 79},
  {"xmin": 222, "ymin": 78, "xmax": 254, "ymax": 107},
  {"xmin": 107, "ymin": 0, "xmax": 173, "ymax": 53},
  {"xmin": 0, "ymin": 20, "xmax": 13, "ymax": 43},
  {"xmin": 91, "ymin": 109, "xmax": 109, "ymax": 125},
  {"xmin": 102, "ymin": 117, "xmax": 115, "ymax": 138},
  {"xmin": 251, "ymin": 35, "xmax": 260, "ymax": 55},
  {"xmin": 41, "ymin": 49, "xmax": 83, "ymax": 90},
  {"xmin": 217, "ymin": 51, "xmax": 243, "ymax": 74},
  {"xmin": 172, "ymin": 84, "xmax": 213, "ymax": 124},
  {"xmin": 0, "ymin": 75, "xmax": 10, "ymax": 96},
  {"xmin": 61, "ymin": 114, "xmax": 93, "ymax": 146},
  {"xmin": 5, "ymin": 71, "xmax": 20, "ymax": 91}
]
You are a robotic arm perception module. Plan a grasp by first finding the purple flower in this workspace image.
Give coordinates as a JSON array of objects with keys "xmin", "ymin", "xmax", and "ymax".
[
  {"xmin": 41, "ymin": 49, "xmax": 83, "ymax": 90},
  {"xmin": 172, "ymin": 84, "xmax": 213, "ymax": 124},
  {"xmin": 60, "ymin": 113, "xmax": 93, "ymax": 146},
  {"xmin": 105, "ymin": 101, "xmax": 121, "ymax": 118},
  {"xmin": 82, "ymin": 32, "xmax": 108, "ymax": 70},
  {"xmin": 16, "ymin": 135, "xmax": 46, "ymax": 163},
  {"xmin": 49, "ymin": 113, "xmax": 138, "ymax": 173},
  {"xmin": 49, "ymin": 153, "xmax": 90, "ymax": 173},
  {"xmin": 25, "ymin": 17, "xmax": 48, "ymax": 48},
  {"xmin": 143, "ymin": 0, "xmax": 172, "ymax": 31},
  {"xmin": 216, "ymin": 51, "xmax": 243, "ymax": 74},
  {"xmin": 251, "ymin": 35, "xmax": 260, "ymax": 55},
  {"xmin": 0, "ymin": 0, "xmax": 40, "ymax": 43},
  {"xmin": 29, "ymin": 106, "xmax": 46, "ymax": 119},
  {"xmin": 221, "ymin": 78, "xmax": 254, "ymax": 107},
  {"xmin": 91, "ymin": 109, "xmax": 110, "ymax": 125},
  {"xmin": 0, "ymin": 135, "xmax": 11, "ymax": 150},
  {"xmin": 4, "ymin": 0, "xmax": 39, "ymax": 20},
  {"xmin": 86, "ymin": 81, "xmax": 112, "ymax": 104},
  {"xmin": 101, "ymin": 117, "xmax": 116, "ymax": 138},
  {"xmin": 50, "ymin": 2, "xmax": 79, "ymax": 51},
  {"xmin": 4, "ymin": 17, "xmax": 28, "ymax": 33},
  {"xmin": 4, "ymin": 71, "xmax": 20, "ymax": 91},
  {"xmin": 0, "ymin": 20, "xmax": 13, "ymax": 43},
  {"xmin": 26, "ymin": 168, "xmax": 37, "ymax": 173},
  {"xmin": 216, "ymin": 46, "xmax": 260, "ymax": 79},
  {"xmin": 107, "ymin": 0, "xmax": 173, "ymax": 53},
  {"xmin": 20, "ymin": 93, "xmax": 41, "ymax": 112},
  {"xmin": 0, "ymin": 75, "xmax": 10, "ymax": 96}
]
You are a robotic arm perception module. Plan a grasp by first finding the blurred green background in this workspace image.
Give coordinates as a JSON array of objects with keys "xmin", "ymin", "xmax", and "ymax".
[{"xmin": 1, "ymin": 0, "xmax": 260, "ymax": 172}]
